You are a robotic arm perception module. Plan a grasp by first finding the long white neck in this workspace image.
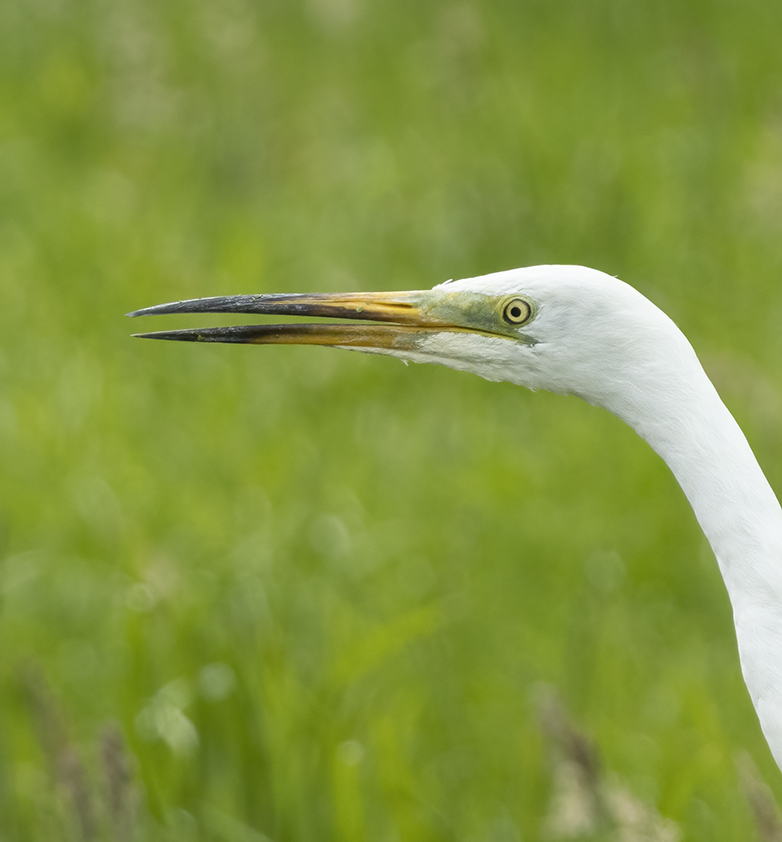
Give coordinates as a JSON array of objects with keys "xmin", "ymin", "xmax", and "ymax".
[{"xmin": 603, "ymin": 346, "xmax": 782, "ymax": 769}]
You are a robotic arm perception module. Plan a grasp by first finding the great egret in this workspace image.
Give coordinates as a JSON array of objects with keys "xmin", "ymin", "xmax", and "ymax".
[{"xmin": 129, "ymin": 264, "xmax": 782, "ymax": 771}]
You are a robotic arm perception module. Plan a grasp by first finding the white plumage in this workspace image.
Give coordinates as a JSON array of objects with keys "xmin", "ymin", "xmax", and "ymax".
[{"xmin": 131, "ymin": 264, "xmax": 782, "ymax": 770}]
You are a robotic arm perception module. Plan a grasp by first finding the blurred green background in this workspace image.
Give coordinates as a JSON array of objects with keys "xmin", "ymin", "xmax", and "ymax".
[{"xmin": 2, "ymin": 0, "xmax": 782, "ymax": 838}]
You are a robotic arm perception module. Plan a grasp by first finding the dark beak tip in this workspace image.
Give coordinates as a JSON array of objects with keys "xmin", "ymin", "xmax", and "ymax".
[
  {"xmin": 131, "ymin": 330, "xmax": 201, "ymax": 342},
  {"xmin": 126, "ymin": 305, "xmax": 169, "ymax": 318}
]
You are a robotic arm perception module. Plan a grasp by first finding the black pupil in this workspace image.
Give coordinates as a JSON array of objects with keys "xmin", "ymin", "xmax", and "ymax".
[{"xmin": 510, "ymin": 306, "xmax": 521, "ymax": 319}]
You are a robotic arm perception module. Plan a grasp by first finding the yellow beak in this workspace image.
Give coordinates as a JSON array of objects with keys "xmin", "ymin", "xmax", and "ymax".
[{"xmin": 127, "ymin": 289, "xmax": 531, "ymax": 348}]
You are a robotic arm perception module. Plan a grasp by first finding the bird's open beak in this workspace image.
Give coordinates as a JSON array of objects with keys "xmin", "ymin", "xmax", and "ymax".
[{"xmin": 127, "ymin": 289, "xmax": 522, "ymax": 350}]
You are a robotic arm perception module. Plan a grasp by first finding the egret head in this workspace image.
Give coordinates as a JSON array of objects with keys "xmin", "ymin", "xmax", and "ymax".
[
  {"xmin": 129, "ymin": 267, "xmax": 782, "ymax": 773},
  {"xmin": 129, "ymin": 264, "xmax": 689, "ymax": 417}
]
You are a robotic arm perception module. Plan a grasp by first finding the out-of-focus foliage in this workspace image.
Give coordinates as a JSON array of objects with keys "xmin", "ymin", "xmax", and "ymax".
[{"xmin": 1, "ymin": 0, "xmax": 782, "ymax": 838}]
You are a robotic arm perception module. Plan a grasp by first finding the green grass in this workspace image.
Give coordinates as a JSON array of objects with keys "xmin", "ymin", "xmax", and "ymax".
[{"xmin": 1, "ymin": 0, "xmax": 782, "ymax": 838}]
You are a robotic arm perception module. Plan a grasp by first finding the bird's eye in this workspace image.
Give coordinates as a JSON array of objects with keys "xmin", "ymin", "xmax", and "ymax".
[{"xmin": 502, "ymin": 298, "xmax": 531, "ymax": 325}]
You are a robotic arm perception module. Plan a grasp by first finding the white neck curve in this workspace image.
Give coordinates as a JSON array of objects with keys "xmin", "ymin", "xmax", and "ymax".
[{"xmin": 603, "ymin": 345, "xmax": 782, "ymax": 768}]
